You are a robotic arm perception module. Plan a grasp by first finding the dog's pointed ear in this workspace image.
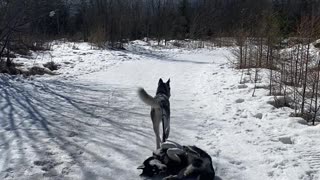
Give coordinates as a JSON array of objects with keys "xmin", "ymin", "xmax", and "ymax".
[
  {"xmin": 166, "ymin": 79, "xmax": 170, "ymax": 85},
  {"xmin": 159, "ymin": 78, "xmax": 164, "ymax": 85}
]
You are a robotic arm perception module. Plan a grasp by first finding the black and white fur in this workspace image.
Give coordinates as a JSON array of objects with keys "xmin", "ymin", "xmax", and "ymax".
[
  {"xmin": 138, "ymin": 78, "xmax": 171, "ymax": 149},
  {"xmin": 138, "ymin": 141, "xmax": 215, "ymax": 180}
]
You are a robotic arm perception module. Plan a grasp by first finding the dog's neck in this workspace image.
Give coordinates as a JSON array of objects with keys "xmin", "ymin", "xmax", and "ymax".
[{"xmin": 156, "ymin": 93, "xmax": 169, "ymax": 99}]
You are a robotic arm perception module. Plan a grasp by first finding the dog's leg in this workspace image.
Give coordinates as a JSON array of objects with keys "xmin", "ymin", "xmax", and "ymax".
[
  {"xmin": 153, "ymin": 121, "xmax": 161, "ymax": 149},
  {"xmin": 164, "ymin": 118, "xmax": 170, "ymax": 140},
  {"xmin": 163, "ymin": 175, "xmax": 180, "ymax": 180},
  {"xmin": 166, "ymin": 148, "xmax": 184, "ymax": 163},
  {"xmin": 151, "ymin": 109, "xmax": 161, "ymax": 149}
]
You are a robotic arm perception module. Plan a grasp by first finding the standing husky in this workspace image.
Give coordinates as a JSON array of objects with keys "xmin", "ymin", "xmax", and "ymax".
[{"xmin": 138, "ymin": 78, "xmax": 171, "ymax": 149}]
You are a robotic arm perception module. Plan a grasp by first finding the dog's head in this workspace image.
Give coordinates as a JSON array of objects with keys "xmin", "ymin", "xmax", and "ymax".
[
  {"xmin": 138, "ymin": 156, "xmax": 167, "ymax": 177},
  {"xmin": 156, "ymin": 78, "xmax": 171, "ymax": 98}
]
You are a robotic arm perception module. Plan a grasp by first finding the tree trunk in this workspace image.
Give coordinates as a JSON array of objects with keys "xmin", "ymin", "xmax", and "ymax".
[{"xmin": 301, "ymin": 42, "xmax": 311, "ymax": 115}]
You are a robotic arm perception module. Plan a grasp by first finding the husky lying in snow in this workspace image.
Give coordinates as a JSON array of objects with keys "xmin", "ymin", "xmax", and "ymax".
[
  {"xmin": 138, "ymin": 78, "xmax": 171, "ymax": 149},
  {"xmin": 138, "ymin": 141, "xmax": 215, "ymax": 180}
]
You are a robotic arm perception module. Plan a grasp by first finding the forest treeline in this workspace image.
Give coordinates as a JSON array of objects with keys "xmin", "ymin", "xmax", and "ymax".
[{"xmin": 1, "ymin": 0, "xmax": 320, "ymax": 48}]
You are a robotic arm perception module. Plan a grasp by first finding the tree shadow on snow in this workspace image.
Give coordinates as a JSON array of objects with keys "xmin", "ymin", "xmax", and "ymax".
[
  {"xmin": 0, "ymin": 75, "xmax": 180, "ymax": 179},
  {"xmin": 123, "ymin": 48, "xmax": 213, "ymax": 65}
]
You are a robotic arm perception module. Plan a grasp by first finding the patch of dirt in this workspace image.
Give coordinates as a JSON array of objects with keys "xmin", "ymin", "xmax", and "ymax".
[
  {"xmin": 23, "ymin": 66, "xmax": 56, "ymax": 76},
  {"xmin": 279, "ymin": 137, "xmax": 293, "ymax": 144},
  {"xmin": 267, "ymin": 96, "xmax": 293, "ymax": 109},
  {"xmin": 43, "ymin": 61, "xmax": 61, "ymax": 71},
  {"xmin": 33, "ymin": 160, "xmax": 62, "ymax": 172},
  {"xmin": 235, "ymin": 99, "xmax": 245, "ymax": 103}
]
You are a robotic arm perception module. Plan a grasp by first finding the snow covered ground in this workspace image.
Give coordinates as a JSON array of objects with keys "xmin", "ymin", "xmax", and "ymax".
[{"xmin": 0, "ymin": 40, "xmax": 319, "ymax": 180}]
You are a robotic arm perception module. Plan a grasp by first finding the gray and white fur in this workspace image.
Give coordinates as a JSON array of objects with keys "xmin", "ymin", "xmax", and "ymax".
[{"xmin": 138, "ymin": 78, "xmax": 171, "ymax": 149}]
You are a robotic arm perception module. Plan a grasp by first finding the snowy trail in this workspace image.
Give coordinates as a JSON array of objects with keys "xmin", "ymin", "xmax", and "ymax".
[{"xmin": 0, "ymin": 42, "xmax": 319, "ymax": 180}]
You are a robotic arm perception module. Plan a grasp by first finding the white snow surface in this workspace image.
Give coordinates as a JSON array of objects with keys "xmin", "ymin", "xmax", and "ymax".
[{"xmin": 0, "ymin": 40, "xmax": 320, "ymax": 180}]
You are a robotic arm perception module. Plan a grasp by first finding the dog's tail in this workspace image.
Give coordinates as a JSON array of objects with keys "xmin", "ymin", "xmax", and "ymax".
[{"xmin": 138, "ymin": 88, "xmax": 160, "ymax": 108}]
